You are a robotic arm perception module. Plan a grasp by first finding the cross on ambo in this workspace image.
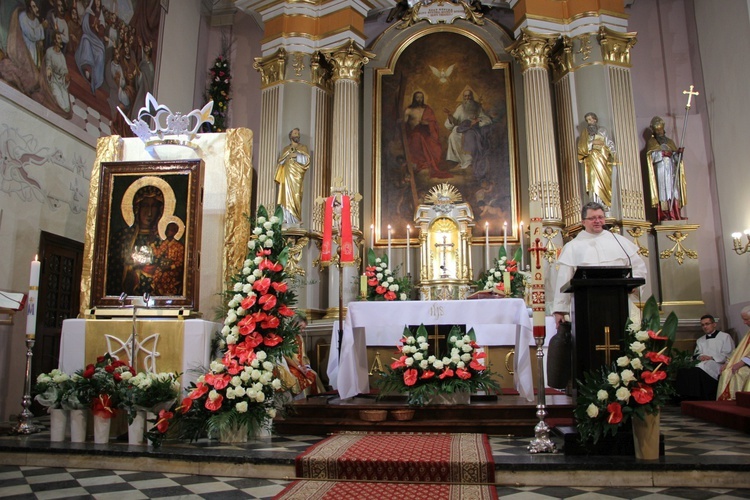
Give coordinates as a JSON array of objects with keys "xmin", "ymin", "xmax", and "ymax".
[{"xmin": 595, "ymin": 326, "xmax": 619, "ymax": 365}]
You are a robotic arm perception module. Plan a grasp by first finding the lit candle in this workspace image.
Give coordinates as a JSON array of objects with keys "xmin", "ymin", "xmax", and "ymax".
[
  {"xmin": 27, "ymin": 255, "xmax": 40, "ymax": 338},
  {"xmin": 370, "ymin": 223, "xmax": 374, "ymax": 249},
  {"xmin": 387, "ymin": 224, "xmax": 392, "ymax": 264},
  {"xmin": 519, "ymin": 221, "xmax": 525, "ymax": 269},
  {"xmin": 484, "ymin": 222, "xmax": 490, "ymax": 270},
  {"xmin": 406, "ymin": 225, "xmax": 411, "ymax": 275},
  {"xmin": 503, "ymin": 221, "xmax": 508, "ymax": 256}
]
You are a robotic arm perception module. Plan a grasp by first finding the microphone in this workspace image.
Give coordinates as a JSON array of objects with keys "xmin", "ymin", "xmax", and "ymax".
[{"xmin": 605, "ymin": 225, "xmax": 633, "ymax": 277}]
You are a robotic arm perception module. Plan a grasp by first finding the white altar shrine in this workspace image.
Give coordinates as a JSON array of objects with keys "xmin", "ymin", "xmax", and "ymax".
[{"xmin": 327, "ymin": 298, "xmax": 539, "ymax": 401}]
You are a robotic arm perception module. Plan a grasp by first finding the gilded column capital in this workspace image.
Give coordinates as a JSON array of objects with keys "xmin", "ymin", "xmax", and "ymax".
[
  {"xmin": 598, "ymin": 26, "xmax": 637, "ymax": 68},
  {"xmin": 253, "ymin": 48, "xmax": 287, "ymax": 88},
  {"xmin": 321, "ymin": 40, "xmax": 375, "ymax": 84},
  {"xmin": 507, "ymin": 28, "xmax": 559, "ymax": 72},
  {"xmin": 550, "ymin": 35, "xmax": 573, "ymax": 81},
  {"xmin": 311, "ymin": 51, "xmax": 333, "ymax": 91}
]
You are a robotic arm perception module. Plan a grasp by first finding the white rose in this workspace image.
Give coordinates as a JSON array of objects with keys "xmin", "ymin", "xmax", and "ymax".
[
  {"xmin": 427, "ymin": 356, "xmax": 436, "ymax": 364},
  {"xmin": 376, "ymin": 273, "xmax": 383, "ymax": 280},
  {"xmin": 489, "ymin": 268, "xmax": 496, "ymax": 274},
  {"xmin": 270, "ymin": 216, "xmax": 279, "ymax": 224},
  {"xmin": 494, "ymin": 272, "xmax": 502, "ymax": 278},
  {"xmin": 233, "ymin": 282, "xmax": 243, "ymax": 292},
  {"xmin": 251, "ymin": 370, "xmax": 261, "ymax": 380},
  {"xmin": 586, "ymin": 403, "xmax": 599, "ymax": 418},
  {"xmin": 607, "ymin": 372, "xmax": 620, "ymax": 387},
  {"xmin": 635, "ymin": 330, "xmax": 650, "ymax": 341},
  {"xmin": 267, "ymin": 407, "xmax": 277, "ymax": 418},
  {"xmin": 616, "ymin": 356, "xmax": 630, "ymax": 367},
  {"xmin": 615, "ymin": 386, "xmax": 631, "ymax": 402},
  {"xmin": 208, "ymin": 389, "xmax": 220, "ymax": 401},
  {"xmin": 405, "ymin": 357, "xmax": 414, "ymax": 366},
  {"xmin": 226, "ymin": 387, "xmax": 236, "ymax": 399},
  {"xmin": 242, "ymin": 283, "xmax": 253, "ymax": 294},
  {"xmin": 375, "ymin": 258, "xmax": 382, "ymax": 264},
  {"xmin": 242, "ymin": 266, "xmax": 251, "ymax": 275},
  {"xmin": 449, "ymin": 336, "xmax": 458, "ymax": 343},
  {"xmin": 263, "ymin": 361, "xmax": 274, "ymax": 372},
  {"xmin": 621, "ymin": 369, "xmax": 636, "ymax": 385},
  {"xmin": 253, "ymin": 269, "xmax": 262, "ymax": 277},
  {"xmin": 272, "ymin": 378, "xmax": 282, "ymax": 390},
  {"xmin": 413, "ymin": 352, "xmax": 423, "ymax": 361},
  {"xmin": 210, "ymin": 361, "xmax": 226, "ymax": 373},
  {"xmin": 457, "ymin": 361, "xmax": 465, "ymax": 369},
  {"xmin": 419, "ymin": 343, "xmax": 429, "ymax": 351},
  {"xmin": 257, "ymin": 216, "xmax": 266, "ymax": 224},
  {"xmin": 256, "ymin": 351, "xmax": 267, "ymax": 361},
  {"xmin": 231, "ymin": 376, "xmax": 242, "ymax": 387},
  {"xmin": 630, "ymin": 358, "xmax": 643, "ymax": 370},
  {"xmin": 119, "ymin": 371, "xmax": 132, "ymax": 381},
  {"xmin": 433, "ymin": 360, "xmax": 444, "ymax": 370},
  {"xmin": 236, "ymin": 401, "xmax": 248, "ymax": 413},
  {"xmin": 247, "ymin": 240, "xmax": 256, "ymax": 250},
  {"xmin": 266, "ymin": 230, "xmax": 274, "ymax": 238},
  {"xmin": 387, "ymin": 277, "xmax": 394, "ymax": 283},
  {"xmin": 630, "ymin": 341, "xmax": 646, "ymax": 355},
  {"xmin": 234, "ymin": 386, "xmax": 246, "ymax": 397},
  {"xmin": 462, "ymin": 344, "xmax": 472, "ymax": 353},
  {"xmin": 254, "ymin": 257, "xmax": 263, "ymax": 265},
  {"xmin": 264, "ymin": 239, "xmax": 273, "ymax": 248},
  {"xmin": 461, "ymin": 353, "xmax": 472, "ymax": 362},
  {"xmin": 255, "ymin": 392, "xmax": 266, "ymax": 403},
  {"xmin": 389, "ymin": 284, "xmax": 398, "ymax": 292},
  {"xmin": 420, "ymin": 360, "xmax": 429, "ymax": 369},
  {"xmin": 240, "ymin": 371, "xmax": 251, "ymax": 382},
  {"xmin": 597, "ymin": 389, "xmax": 609, "ymax": 401},
  {"xmin": 253, "ymin": 227, "xmax": 263, "ymax": 235},
  {"xmin": 263, "ymin": 221, "xmax": 273, "ymax": 230},
  {"xmin": 400, "ymin": 293, "xmax": 407, "ymax": 300}
]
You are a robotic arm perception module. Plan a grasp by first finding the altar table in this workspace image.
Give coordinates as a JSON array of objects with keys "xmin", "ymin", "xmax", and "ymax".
[
  {"xmin": 59, "ymin": 318, "xmax": 219, "ymax": 390},
  {"xmin": 327, "ymin": 299, "xmax": 536, "ymax": 401}
]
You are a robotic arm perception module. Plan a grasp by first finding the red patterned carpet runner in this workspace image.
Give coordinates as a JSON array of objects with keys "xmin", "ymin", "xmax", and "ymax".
[{"xmin": 274, "ymin": 433, "xmax": 497, "ymax": 499}]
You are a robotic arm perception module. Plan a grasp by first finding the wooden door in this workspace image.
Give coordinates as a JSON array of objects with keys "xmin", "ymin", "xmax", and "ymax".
[{"xmin": 32, "ymin": 231, "xmax": 84, "ymax": 381}]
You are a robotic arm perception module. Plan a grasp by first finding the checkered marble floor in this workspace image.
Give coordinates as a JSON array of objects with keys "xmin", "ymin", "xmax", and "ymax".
[{"xmin": 1, "ymin": 406, "xmax": 749, "ymax": 499}]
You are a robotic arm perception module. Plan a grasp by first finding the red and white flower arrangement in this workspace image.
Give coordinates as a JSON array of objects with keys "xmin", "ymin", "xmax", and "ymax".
[
  {"xmin": 364, "ymin": 249, "xmax": 410, "ymax": 301},
  {"xmin": 148, "ymin": 205, "xmax": 298, "ymax": 446},
  {"xmin": 375, "ymin": 324, "xmax": 500, "ymax": 406}
]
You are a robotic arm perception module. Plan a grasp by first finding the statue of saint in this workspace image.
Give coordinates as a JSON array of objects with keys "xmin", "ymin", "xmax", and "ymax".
[
  {"xmin": 577, "ymin": 112, "xmax": 616, "ymax": 209},
  {"xmin": 646, "ymin": 116, "xmax": 686, "ymax": 221},
  {"xmin": 274, "ymin": 128, "xmax": 311, "ymax": 225}
]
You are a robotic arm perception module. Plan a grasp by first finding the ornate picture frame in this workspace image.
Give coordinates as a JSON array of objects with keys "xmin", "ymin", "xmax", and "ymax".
[
  {"xmin": 373, "ymin": 28, "xmax": 519, "ymax": 245},
  {"xmin": 90, "ymin": 159, "xmax": 204, "ymax": 310}
]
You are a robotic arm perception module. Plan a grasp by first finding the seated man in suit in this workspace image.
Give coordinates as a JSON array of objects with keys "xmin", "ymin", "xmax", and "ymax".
[
  {"xmin": 717, "ymin": 306, "xmax": 750, "ymax": 400},
  {"xmin": 277, "ymin": 313, "xmax": 325, "ymax": 400},
  {"xmin": 675, "ymin": 314, "xmax": 735, "ymax": 400}
]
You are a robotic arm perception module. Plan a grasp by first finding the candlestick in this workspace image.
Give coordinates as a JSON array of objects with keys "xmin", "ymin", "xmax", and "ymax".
[
  {"xmin": 26, "ymin": 256, "xmax": 40, "ymax": 339},
  {"xmin": 370, "ymin": 223, "xmax": 374, "ymax": 249},
  {"xmin": 406, "ymin": 225, "xmax": 411, "ymax": 276},
  {"xmin": 520, "ymin": 221, "xmax": 525, "ymax": 269},
  {"xmin": 503, "ymin": 221, "xmax": 508, "ymax": 256},
  {"xmin": 387, "ymin": 224, "xmax": 392, "ymax": 264},
  {"xmin": 485, "ymin": 222, "xmax": 490, "ymax": 270}
]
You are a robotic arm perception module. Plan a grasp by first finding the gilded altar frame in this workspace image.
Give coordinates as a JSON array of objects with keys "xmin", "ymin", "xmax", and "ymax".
[
  {"xmin": 90, "ymin": 160, "xmax": 204, "ymax": 310},
  {"xmin": 373, "ymin": 26, "xmax": 520, "ymax": 247}
]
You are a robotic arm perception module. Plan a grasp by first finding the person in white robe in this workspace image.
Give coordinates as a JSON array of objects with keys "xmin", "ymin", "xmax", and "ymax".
[
  {"xmin": 552, "ymin": 201, "xmax": 647, "ymax": 327},
  {"xmin": 44, "ymin": 31, "xmax": 70, "ymax": 112},
  {"xmin": 443, "ymin": 89, "xmax": 492, "ymax": 169},
  {"xmin": 717, "ymin": 306, "xmax": 750, "ymax": 400},
  {"xmin": 675, "ymin": 314, "xmax": 734, "ymax": 400},
  {"xmin": 18, "ymin": 0, "xmax": 46, "ymax": 67}
]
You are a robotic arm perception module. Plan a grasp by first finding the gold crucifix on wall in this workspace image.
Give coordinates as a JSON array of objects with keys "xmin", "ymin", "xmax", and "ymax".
[{"xmin": 595, "ymin": 326, "xmax": 619, "ymax": 365}]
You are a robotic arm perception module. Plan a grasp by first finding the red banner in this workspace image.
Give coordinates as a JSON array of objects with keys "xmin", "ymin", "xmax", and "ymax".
[
  {"xmin": 321, "ymin": 197, "xmax": 333, "ymax": 263},
  {"xmin": 340, "ymin": 195, "xmax": 354, "ymax": 263}
]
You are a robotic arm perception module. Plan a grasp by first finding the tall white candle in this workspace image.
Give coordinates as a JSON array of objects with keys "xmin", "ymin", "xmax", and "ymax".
[
  {"xmin": 406, "ymin": 225, "xmax": 411, "ymax": 275},
  {"xmin": 519, "ymin": 221, "xmax": 525, "ymax": 269},
  {"xmin": 27, "ymin": 255, "xmax": 40, "ymax": 338},
  {"xmin": 503, "ymin": 221, "xmax": 508, "ymax": 256},
  {"xmin": 370, "ymin": 223, "xmax": 374, "ymax": 249},
  {"xmin": 484, "ymin": 222, "xmax": 490, "ymax": 269},
  {"xmin": 387, "ymin": 224, "xmax": 392, "ymax": 264}
]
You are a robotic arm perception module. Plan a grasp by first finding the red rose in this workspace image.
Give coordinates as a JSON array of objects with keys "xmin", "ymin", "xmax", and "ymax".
[
  {"xmin": 607, "ymin": 402, "xmax": 623, "ymax": 424},
  {"xmin": 105, "ymin": 364, "xmax": 115, "ymax": 373},
  {"xmin": 114, "ymin": 372, "xmax": 122, "ymax": 382},
  {"xmin": 83, "ymin": 364, "xmax": 95, "ymax": 378},
  {"xmin": 96, "ymin": 356, "xmax": 106, "ymax": 364},
  {"xmin": 456, "ymin": 368, "xmax": 471, "ymax": 380},
  {"xmin": 241, "ymin": 295, "xmax": 257, "ymax": 309},
  {"xmin": 156, "ymin": 410, "xmax": 174, "ymax": 433},
  {"xmin": 632, "ymin": 383, "xmax": 654, "ymax": 404},
  {"xmin": 205, "ymin": 394, "xmax": 224, "ymax": 411},
  {"xmin": 403, "ymin": 368, "xmax": 418, "ymax": 386}
]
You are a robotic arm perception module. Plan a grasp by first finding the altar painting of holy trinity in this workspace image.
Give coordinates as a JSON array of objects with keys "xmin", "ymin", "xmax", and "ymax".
[
  {"xmin": 90, "ymin": 160, "xmax": 203, "ymax": 311},
  {"xmin": 374, "ymin": 29, "xmax": 519, "ymax": 245}
]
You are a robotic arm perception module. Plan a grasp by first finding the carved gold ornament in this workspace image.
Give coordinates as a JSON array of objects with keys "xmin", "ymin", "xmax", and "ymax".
[
  {"xmin": 627, "ymin": 226, "xmax": 649, "ymax": 257},
  {"xmin": 659, "ymin": 230, "xmax": 697, "ymax": 265}
]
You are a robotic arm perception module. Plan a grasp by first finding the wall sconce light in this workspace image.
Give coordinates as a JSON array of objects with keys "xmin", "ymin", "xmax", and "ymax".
[{"xmin": 731, "ymin": 229, "xmax": 750, "ymax": 255}]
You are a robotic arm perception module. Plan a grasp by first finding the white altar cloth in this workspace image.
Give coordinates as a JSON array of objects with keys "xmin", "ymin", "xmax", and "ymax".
[
  {"xmin": 327, "ymin": 299, "xmax": 536, "ymax": 401},
  {"xmin": 59, "ymin": 318, "xmax": 218, "ymax": 390}
]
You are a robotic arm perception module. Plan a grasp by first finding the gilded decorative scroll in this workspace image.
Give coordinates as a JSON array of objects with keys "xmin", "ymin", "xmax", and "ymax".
[
  {"xmin": 627, "ymin": 226, "xmax": 649, "ymax": 257},
  {"xmin": 598, "ymin": 26, "xmax": 637, "ymax": 68},
  {"xmin": 253, "ymin": 48, "xmax": 287, "ymax": 88},
  {"xmin": 550, "ymin": 36, "xmax": 573, "ymax": 81},
  {"xmin": 80, "ymin": 135, "xmax": 122, "ymax": 315},
  {"xmin": 223, "ymin": 128, "xmax": 254, "ymax": 285},
  {"xmin": 659, "ymin": 230, "xmax": 698, "ymax": 265},
  {"xmin": 507, "ymin": 28, "xmax": 558, "ymax": 72}
]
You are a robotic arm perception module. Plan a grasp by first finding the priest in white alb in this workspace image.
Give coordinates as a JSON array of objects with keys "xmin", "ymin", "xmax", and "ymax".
[{"xmin": 552, "ymin": 202, "xmax": 647, "ymax": 327}]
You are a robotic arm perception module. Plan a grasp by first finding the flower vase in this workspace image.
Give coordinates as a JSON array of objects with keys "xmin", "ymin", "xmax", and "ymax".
[
  {"xmin": 632, "ymin": 411, "xmax": 660, "ymax": 460},
  {"xmin": 69, "ymin": 409, "xmax": 88, "ymax": 443},
  {"xmin": 93, "ymin": 414, "xmax": 111, "ymax": 444},
  {"xmin": 219, "ymin": 423, "xmax": 249, "ymax": 443},
  {"xmin": 128, "ymin": 410, "xmax": 147, "ymax": 445},
  {"xmin": 427, "ymin": 391, "xmax": 471, "ymax": 405},
  {"xmin": 49, "ymin": 408, "xmax": 68, "ymax": 442}
]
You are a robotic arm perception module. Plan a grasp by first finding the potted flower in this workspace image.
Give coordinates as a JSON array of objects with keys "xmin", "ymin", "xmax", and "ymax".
[
  {"xmin": 148, "ymin": 205, "xmax": 298, "ymax": 447},
  {"xmin": 363, "ymin": 249, "xmax": 411, "ymax": 301},
  {"xmin": 33, "ymin": 369, "xmax": 72, "ymax": 441},
  {"xmin": 74, "ymin": 353, "xmax": 133, "ymax": 443},
  {"xmin": 474, "ymin": 247, "xmax": 528, "ymax": 298},
  {"xmin": 375, "ymin": 324, "xmax": 501, "ymax": 406},
  {"xmin": 574, "ymin": 296, "xmax": 685, "ymax": 459},
  {"xmin": 118, "ymin": 371, "xmax": 180, "ymax": 444}
]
